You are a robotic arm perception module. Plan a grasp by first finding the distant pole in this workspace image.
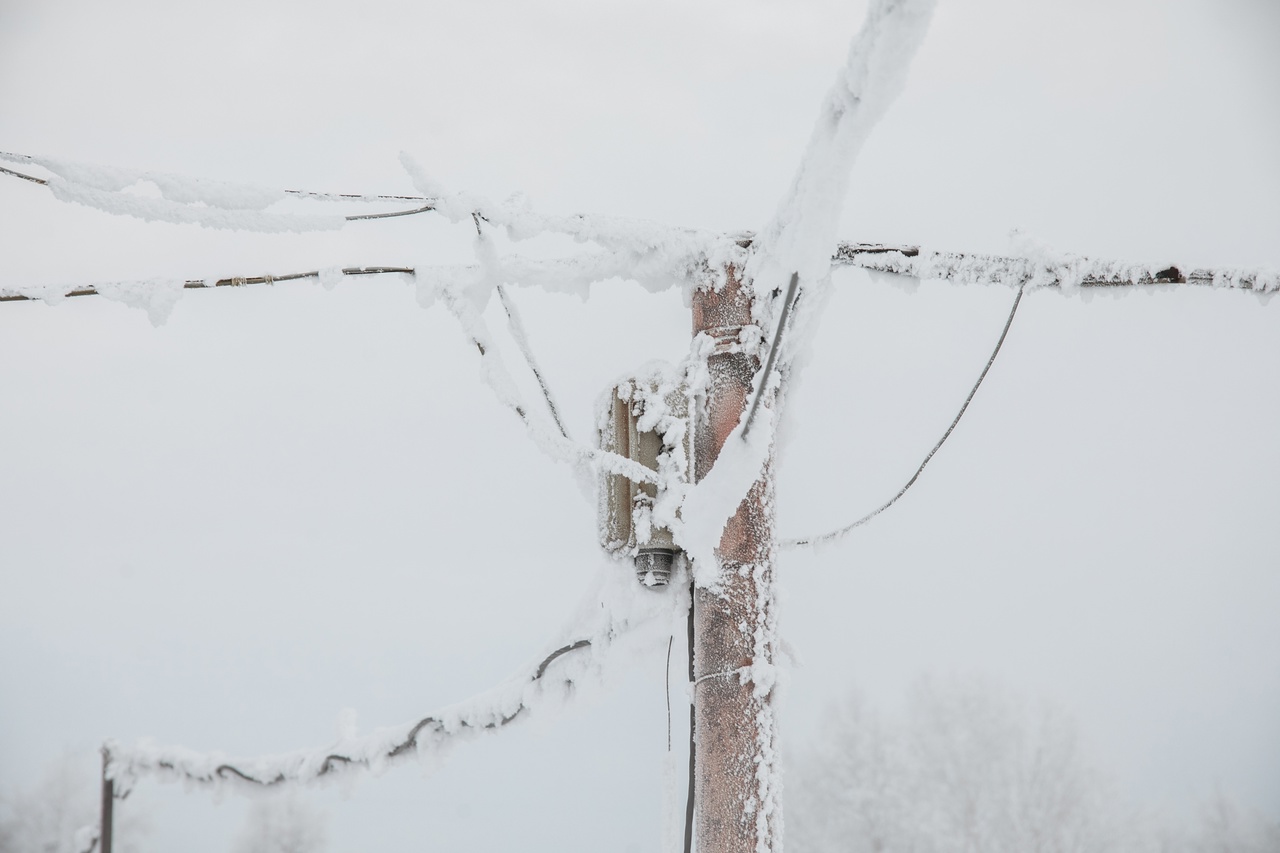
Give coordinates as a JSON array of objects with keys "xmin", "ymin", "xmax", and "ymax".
[
  {"xmin": 100, "ymin": 747, "xmax": 114, "ymax": 853},
  {"xmin": 690, "ymin": 267, "xmax": 779, "ymax": 853}
]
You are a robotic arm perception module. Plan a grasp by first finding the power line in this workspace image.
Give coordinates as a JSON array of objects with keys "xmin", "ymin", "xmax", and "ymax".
[
  {"xmin": 0, "ymin": 266, "xmax": 415, "ymax": 303},
  {"xmin": 782, "ymin": 283, "xmax": 1027, "ymax": 548},
  {"xmin": 742, "ymin": 272, "xmax": 800, "ymax": 440},
  {"xmin": 0, "ymin": 159, "xmax": 436, "ymax": 222},
  {"xmin": 834, "ymin": 243, "xmax": 1277, "ymax": 294},
  {"xmin": 498, "ymin": 283, "xmax": 572, "ymax": 440},
  {"xmin": 104, "ymin": 639, "xmax": 592, "ymax": 791},
  {"xmin": 4, "ymin": 152, "xmax": 1271, "ymax": 295}
]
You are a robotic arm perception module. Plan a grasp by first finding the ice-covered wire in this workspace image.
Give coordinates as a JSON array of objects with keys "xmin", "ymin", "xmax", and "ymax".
[
  {"xmin": 0, "ymin": 163, "xmax": 48, "ymax": 185},
  {"xmin": 430, "ymin": 272, "xmax": 659, "ymax": 485},
  {"xmin": 0, "ymin": 266, "xmax": 414, "ymax": 303},
  {"xmin": 103, "ymin": 639, "xmax": 593, "ymax": 791},
  {"xmin": 0, "ymin": 156, "xmax": 434, "ymax": 222},
  {"xmin": 742, "ymin": 272, "xmax": 800, "ymax": 440},
  {"xmin": 833, "ymin": 244, "xmax": 1280, "ymax": 294},
  {"xmin": 4, "ymin": 149, "xmax": 1271, "ymax": 295},
  {"xmin": 497, "ymin": 284, "xmax": 571, "ymax": 440},
  {"xmin": 782, "ymin": 283, "xmax": 1026, "ymax": 548}
]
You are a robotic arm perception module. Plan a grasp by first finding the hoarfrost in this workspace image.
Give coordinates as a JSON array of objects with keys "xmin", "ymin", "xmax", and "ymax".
[
  {"xmin": 94, "ymin": 278, "xmax": 187, "ymax": 326},
  {"xmin": 840, "ymin": 238, "xmax": 1280, "ymax": 296},
  {"xmin": 418, "ymin": 236, "xmax": 662, "ymax": 488},
  {"xmin": 399, "ymin": 152, "xmax": 745, "ymax": 300},
  {"xmin": 0, "ymin": 152, "xmax": 346, "ymax": 232},
  {"xmin": 316, "ymin": 267, "xmax": 345, "ymax": 291},
  {"xmin": 45, "ymin": 177, "xmax": 344, "ymax": 233}
]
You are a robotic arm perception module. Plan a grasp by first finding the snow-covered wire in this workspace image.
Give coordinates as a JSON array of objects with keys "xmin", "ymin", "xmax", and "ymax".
[
  {"xmin": 425, "ymin": 259, "xmax": 659, "ymax": 486},
  {"xmin": 0, "ymin": 163, "xmax": 48, "ymax": 185},
  {"xmin": 102, "ymin": 638, "xmax": 594, "ymax": 793},
  {"xmin": 782, "ymin": 283, "xmax": 1026, "ymax": 549},
  {"xmin": 835, "ymin": 244, "xmax": 1280, "ymax": 294},
  {"xmin": 0, "ymin": 266, "xmax": 415, "ymax": 304},
  {"xmin": 0, "ymin": 154, "xmax": 435, "ymax": 224},
  {"xmin": 742, "ymin": 272, "xmax": 800, "ymax": 440}
]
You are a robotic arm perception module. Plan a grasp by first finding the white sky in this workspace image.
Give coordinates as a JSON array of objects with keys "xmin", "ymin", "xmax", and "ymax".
[{"xmin": 1, "ymin": 0, "xmax": 1278, "ymax": 850}]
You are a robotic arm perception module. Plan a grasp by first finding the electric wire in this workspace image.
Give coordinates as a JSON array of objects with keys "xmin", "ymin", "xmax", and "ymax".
[
  {"xmin": 497, "ymin": 283, "xmax": 572, "ymax": 440},
  {"xmin": 0, "ymin": 156, "xmax": 434, "ymax": 221},
  {"xmin": 0, "ymin": 266, "xmax": 415, "ymax": 303},
  {"xmin": 742, "ymin": 272, "xmax": 800, "ymax": 440},
  {"xmin": 783, "ymin": 283, "xmax": 1026, "ymax": 548},
  {"xmin": 103, "ymin": 639, "xmax": 592, "ymax": 791},
  {"xmin": 665, "ymin": 635, "xmax": 673, "ymax": 752}
]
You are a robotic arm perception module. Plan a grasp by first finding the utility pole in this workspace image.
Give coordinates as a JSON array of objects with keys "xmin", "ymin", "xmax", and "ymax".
[
  {"xmin": 99, "ymin": 748, "xmax": 114, "ymax": 853},
  {"xmin": 690, "ymin": 267, "xmax": 779, "ymax": 853}
]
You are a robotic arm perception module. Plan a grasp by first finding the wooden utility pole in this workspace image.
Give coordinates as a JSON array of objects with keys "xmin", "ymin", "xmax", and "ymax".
[
  {"xmin": 690, "ymin": 268, "xmax": 779, "ymax": 853},
  {"xmin": 99, "ymin": 748, "xmax": 114, "ymax": 853}
]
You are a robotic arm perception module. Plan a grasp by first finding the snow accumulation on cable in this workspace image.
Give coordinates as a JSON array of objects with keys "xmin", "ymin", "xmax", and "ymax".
[
  {"xmin": 415, "ymin": 228, "xmax": 664, "ymax": 490},
  {"xmin": 836, "ymin": 231, "xmax": 1280, "ymax": 300},
  {"xmin": 0, "ymin": 151, "xmax": 347, "ymax": 233},
  {"xmin": 399, "ymin": 152, "xmax": 745, "ymax": 302},
  {"xmin": 105, "ymin": 567, "xmax": 684, "ymax": 796}
]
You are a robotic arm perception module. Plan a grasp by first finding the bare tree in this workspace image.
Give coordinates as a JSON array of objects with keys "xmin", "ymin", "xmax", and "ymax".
[
  {"xmin": 788, "ymin": 678, "xmax": 1125, "ymax": 853},
  {"xmin": 788, "ymin": 679, "xmax": 1280, "ymax": 853},
  {"xmin": 0, "ymin": 753, "xmax": 98, "ymax": 853}
]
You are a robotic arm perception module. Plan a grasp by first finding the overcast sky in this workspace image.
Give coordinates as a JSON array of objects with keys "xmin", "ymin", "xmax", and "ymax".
[{"xmin": 1, "ymin": 0, "xmax": 1278, "ymax": 850}]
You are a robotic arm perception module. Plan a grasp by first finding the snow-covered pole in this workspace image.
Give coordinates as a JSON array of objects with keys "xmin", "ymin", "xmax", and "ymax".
[{"xmin": 690, "ymin": 267, "xmax": 779, "ymax": 853}]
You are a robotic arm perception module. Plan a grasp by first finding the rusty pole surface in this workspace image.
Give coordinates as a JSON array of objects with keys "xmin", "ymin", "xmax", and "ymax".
[
  {"xmin": 100, "ymin": 749, "xmax": 114, "ymax": 853},
  {"xmin": 690, "ymin": 268, "xmax": 780, "ymax": 853}
]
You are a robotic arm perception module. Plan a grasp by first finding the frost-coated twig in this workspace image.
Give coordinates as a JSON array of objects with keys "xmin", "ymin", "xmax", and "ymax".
[
  {"xmin": 782, "ymin": 284, "xmax": 1026, "ymax": 548},
  {"xmin": 104, "ymin": 639, "xmax": 593, "ymax": 792},
  {"xmin": 497, "ymin": 283, "xmax": 571, "ymax": 440},
  {"xmin": 834, "ymin": 244, "xmax": 1280, "ymax": 294}
]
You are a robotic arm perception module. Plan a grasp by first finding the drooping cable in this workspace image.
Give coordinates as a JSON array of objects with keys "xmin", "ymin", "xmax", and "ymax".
[
  {"xmin": 782, "ymin": 283, "xmax": 1026, "ymax": 548},
  {"xmin": 103, "ymin": 639, "xmax": 592, "ymax": 791},
  {"xmin": 0, "ymin": 154, "xmax": 433, "ymax": 221}
]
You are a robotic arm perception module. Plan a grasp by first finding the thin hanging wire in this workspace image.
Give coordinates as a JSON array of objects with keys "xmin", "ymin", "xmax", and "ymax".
[
  {"xmin": 665, "ymin": 635, "xmax": 674, "ymax": 752},
  {"xmin": 783, "ymin": 283, "xmax": 1027, "ymax": 548}
]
